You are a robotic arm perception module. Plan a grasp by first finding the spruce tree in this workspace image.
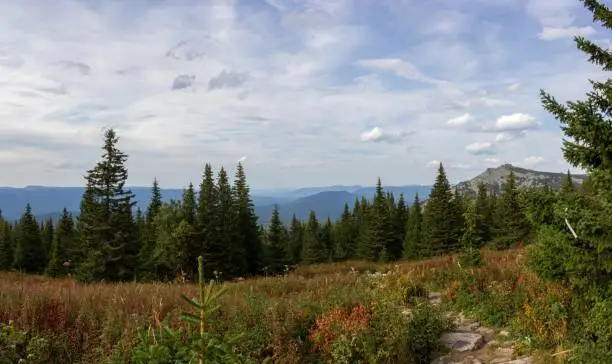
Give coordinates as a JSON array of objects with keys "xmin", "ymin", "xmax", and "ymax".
[
  {"xmin": 333, "ymin": 203, "xmax": 358, "ymax": 261},
  {"xmin": 474, "ymin": 182, "xmax": 492, "ymax": 245},
  {"xmin": 358, "ymin": 178, "xmax": 394, "ymax": 261},
  {"xmin": 198, "ymin": 163, "xmax": 218, "ymax": 278},
  {"xmin": 0, "ymin": 214, "xmax": 13, "ymax": 270},
  {"xmin": 232, "ymin": 162, "xmax": 262, "ymax": 276},
  {"xmin": 266, "ymin": 205, "xmax": 288, "ymax": 274},
  {"xmin": 40, "ymin": 218, "xmax": 54, "ymax": 264},
  {"xmin": 180, "ymin": 183, "xmax": 198, "ymax": 276},
  {"xmin": 138, "ymin": 179, "xmax": 162, "ymax": 280},
  {"xmin": 217, "ymin": 167, "xmax": 244, "ymax": 278},
  {"xmin": 492, "ymin": 169, "xmax": 530, "ymax": 249},
  {"xmin": 389, "ymin": 193, "xmax": 408, "ymax": 260},
  {"xmin": 301, "ymin": 211, "xmax": 326, "ymax": 264},
  {"xmin": 75, "ymin": 128, "xmax": 137, "ymax": 282},
  {"xmin": 422, "ymin": 163, "xmax": 458, "ymax": 255},
  {"xmin": 13, "ymin": 204, "xmax": 45, "ymax": 273},
  {"xmin": 531, "ymin": 0, "xmax": 612, "ymax": 301},
  {"xmin": 287, "ymin": 215, "xmax": 304, "ymax": 264},
  {"xmin": 403, "ymin": 193, "xmax": 424, "ymax": 259},
  {"xmin": 45, "ymin": 209, "xmax": 75, "ymax": 277}
]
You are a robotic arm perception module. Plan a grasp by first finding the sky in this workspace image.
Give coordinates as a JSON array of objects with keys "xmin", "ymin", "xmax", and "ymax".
[{"xmin": 0, "ymin": 0, "xmax": 609, "ymax": 189}]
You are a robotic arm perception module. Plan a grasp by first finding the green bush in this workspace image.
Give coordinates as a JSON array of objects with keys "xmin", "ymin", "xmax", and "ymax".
[
  {"xmin": 0, "ymin": 321, "xmax": 50, "ymax": 364},
  {"xmin": 457, "ymin": 246, "xmax": 483, "ymax": 268}
]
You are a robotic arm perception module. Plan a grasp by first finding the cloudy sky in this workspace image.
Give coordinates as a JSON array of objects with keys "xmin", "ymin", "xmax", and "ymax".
[{"xmin": 0, "ymin": 0, "xmax": 608, "ymax": 189}]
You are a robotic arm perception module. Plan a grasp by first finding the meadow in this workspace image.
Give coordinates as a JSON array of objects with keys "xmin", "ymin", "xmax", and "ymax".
[{"xmin": 1, "ymin": 246, "xmax": 591, "ymax": 364}]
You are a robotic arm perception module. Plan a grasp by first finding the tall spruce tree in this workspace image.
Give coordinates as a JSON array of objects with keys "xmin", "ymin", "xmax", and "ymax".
[
  {"xmin": 198, "ymin": 163, "xmax": 219, "ymax": 279},
  {"xmin": 217, "ymin": 167, "xmax": 245, "ymax": 278},
  {"xmin": 333, "ymin": 203, "xmax": 358, "ymax": 261},
  {"xmin": 474, "ymin": 182, "xmax": 492, "ymax": 245},
  {"xmin": 138, "ymin": 179, "xmax": 163, "ymax": 280},
  {"xmin": 287, "ymin": 215, "xmax": 304, "ymax": 264},
  {"xmin": 301, "ymin": 211, "xmax": 326, "ymax": 264},
  {"xmin": 358, "ymin": 178, "xmax": 393, "ymax": 261},
  {"xmin": 530, "ymin": 0, "xmax": 612, "ymax": 301},
  {"xmin": 13, "ymin": 204, "xmax": 44, "ymax": 273},
  {"xmin": 403, "ymin": 193, "xmax": 424, "ymax": 259},
  {"xmin": 75, "ymin": 128, "xmax": 137, "ymax": 282},
  {"xmin": 0, "ymin": 213, "xmax": 13, "ymax": 270},
  {"xmin": 492, "ymin": 169, "xmax": 530, "ymax": 249},
  {"xmin": 422, "ymin": 163, "xmax": 459, "ymax": 255},
  {"xmin": 233, "ymin": 162, "xmax": 262, "ymax": 276},
  {"xmin": 389, "ymin": 194, "xmax": 408, "ymax": 260},
  {"xmin": 266, "ymin": 205, "xmax": 288, "ymax": 274},
  {"xmin": 45, "ymin": 209, "xmax": 75, "ymax": 277}
]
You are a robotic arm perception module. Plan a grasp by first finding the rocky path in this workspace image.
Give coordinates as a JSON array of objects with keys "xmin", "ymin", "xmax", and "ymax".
[{"xmin": 428, "ymin": 292, "xmax": 533, "ymax": 364}]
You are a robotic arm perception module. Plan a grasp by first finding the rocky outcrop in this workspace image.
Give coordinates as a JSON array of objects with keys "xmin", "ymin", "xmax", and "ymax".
[{"xmin": 453, "ymin": 164, "xmax": 587, "ymax": 197}]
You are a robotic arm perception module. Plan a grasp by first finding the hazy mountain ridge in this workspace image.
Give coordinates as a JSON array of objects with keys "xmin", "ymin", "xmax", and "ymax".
[
  {"xmin": 454, "ymin": 163, "xmax": 587, "ymax": 196},
  {"xmin": 0, "ymin": 184, "xmax": 431, "ymax": 223}
]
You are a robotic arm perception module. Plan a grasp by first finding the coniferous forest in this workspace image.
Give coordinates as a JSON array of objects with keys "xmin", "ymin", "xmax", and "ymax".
[{"xmin": 0, "ymin": 1, "xmax": 611, "ymax": 363}]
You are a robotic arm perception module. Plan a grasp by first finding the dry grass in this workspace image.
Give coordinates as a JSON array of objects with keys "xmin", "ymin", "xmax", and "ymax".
[{"xmin": 0, "ymin": 247, "xmax": 532, "ymax": 362}]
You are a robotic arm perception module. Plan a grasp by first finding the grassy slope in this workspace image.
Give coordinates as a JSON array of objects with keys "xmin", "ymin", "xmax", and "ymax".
[{"xmin": 0, "ymin": 247, "xmax": 573, "ymax": 363}]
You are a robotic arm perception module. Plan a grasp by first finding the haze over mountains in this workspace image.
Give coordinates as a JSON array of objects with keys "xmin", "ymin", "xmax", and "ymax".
[{"xmin": 0, "ymin": 164, "xmax": 584, "ymax": 224}]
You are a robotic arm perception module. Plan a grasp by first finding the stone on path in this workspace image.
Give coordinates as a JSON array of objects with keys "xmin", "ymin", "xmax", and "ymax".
[{"xmin": 441, "ymin": 332, "xmax": 485, "ymax": 352}]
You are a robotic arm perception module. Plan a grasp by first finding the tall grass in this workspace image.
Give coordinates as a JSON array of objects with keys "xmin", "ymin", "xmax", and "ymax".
[{"xmin": 0, "ymin": 247, "xmax": 573, "ymax": 363}]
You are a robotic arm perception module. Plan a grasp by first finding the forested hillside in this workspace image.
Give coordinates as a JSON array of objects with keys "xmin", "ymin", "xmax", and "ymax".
[{"xmin": 0, "ymin": 127, "xmax": 589, "ymax": 282}]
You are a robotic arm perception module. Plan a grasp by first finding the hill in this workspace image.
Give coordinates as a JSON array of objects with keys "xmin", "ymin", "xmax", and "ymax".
[{"xmin": 453, "ymin": 163, "xmax": 587, "ymax": 196}]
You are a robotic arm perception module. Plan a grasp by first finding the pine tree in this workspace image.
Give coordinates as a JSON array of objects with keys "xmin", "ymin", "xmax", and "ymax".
[
  {"xmin": 151, "ymin": 201, "xmax": 188, "ymax": 281},
  {"xmin": 266, "ymin": 205, "xmax": 288, "ymax": 274},
  {"xmin": 0, "ymin": 213, "xmax": 13, "ymax": 270},
  {"xmin": 45, "ymin": 209, "xmax": 75, "ymax": 277},
  {"xmin": 560, "ymin": 170, "xmax": 577, "ymax": 197},
  {"xmin": 404, "ymin": 193, "xmax": 423, "ymax": 259},
  {"xmin": 333, "ymin": 203, "xmax": 358, "ymax": 261},
  {"xmin": 422, "ymin": 163, "xmax": 459, "ymax": 255},
  {"xmin": 40, "ymin": 218, "xmax": 54, "ymax": 265},
  {"xmin": 180, "ymin": 183, "xmax": 198, "ymax": 276},
  {"xmin": 232, "ymin": 162, "xmax": 262, "ymax": 276},
  {"xmin": 474, "ymin": 182, "xmax": 492, "ymax": 245},
  {"xmin": 531, "ymin": 0, "xmax": 612, "ymax": 300},
  {"xmin": 357, "ymin": 178, "xmax": 394, "ymax": 261},
  {"xmin": 301, "ymin": 211, "xmax": 326, "ymax": 264},
  {"xmin": 138, "ymin": 179, "xmax": 162, "ymax": 280},
  {"xmin": 13, "ymin": 204, "xmax": 44, "ymax": 273},
  {"xmin": 492, "ymin": 169, "xmax": 530, "ymax": 249},
  {"xmin": 198, "ymin": 164, "xmax": 218, "ymax": 278},
  {"xmin": 287, "ymin": 215, "xmax": 304, "ymax": 264},
  {"xmin": 319, "ymin": 218, "xmax": 334, "ymax": 261},
  {"xmin": 217, "ymin": 167, "xmax": 244, "ymax": 278},
  {"xmin": 75, "ymin": 128, "xmax": 137, "ymax": 282},
  {"xmin": 389, "ymin": 193, "xmax": 408, "ymax": 260}
]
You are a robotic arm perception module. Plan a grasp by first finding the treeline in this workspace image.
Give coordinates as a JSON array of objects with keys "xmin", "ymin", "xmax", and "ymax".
[{"xmin": 0, "ymin": 128, "xmax": 588, "ymax": 283}]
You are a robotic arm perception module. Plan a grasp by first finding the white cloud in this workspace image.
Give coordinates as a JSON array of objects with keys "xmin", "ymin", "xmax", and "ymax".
[
  {"xmin": 427, "ymin": 160, "xmax": 441, "ymax": 168},
  {"xmin": 465, "ymin": 142, "xmax": 496, "ymax": 155},
  {"xmin": 238, "ymin": 156, "xmax": 247, "ymax": 163},
  {"xmin": 489, "ymin": 113, "xmax": 539, "ymax": 132},
  {"xmin": 0, "ymin": 0, "xmax": 606, "ymax": 188},
  {"xmin": 507, "ymin": 82, "xmax": 521, "ymax": 91},
  {"xmin": 360, "ymin": 126, "xmax": 413, "ymax": 143},
  {"xmin": 522, "ymin": 156, "xmax": 545, "ymax": 168},
  {"xmin": 447, "ymin": 113, "xmax": 472, "ymax": 126},
  {"xmin": 539, "ymin": 26, "xmax": 596, "ymax": 41},
  {"xmin": 484, "ymin": 157, "xmax": 500, "ymax": 165},
  {"xmin": 526, "ymin": 0, "xmax": 596, "ymax": 41}
]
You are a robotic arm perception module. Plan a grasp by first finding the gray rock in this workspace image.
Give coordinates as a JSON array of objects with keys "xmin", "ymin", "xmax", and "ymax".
[
  {"xmin": 429, "ymin": 292, "xmax": 442, "ymax": 305},
  {"xmin": 476, "ymin": 326, "xmax": 495, "ymax": 336},
  {"xmin": 441, "ymin": 332, "xmax": 485, "ymax": 352}
]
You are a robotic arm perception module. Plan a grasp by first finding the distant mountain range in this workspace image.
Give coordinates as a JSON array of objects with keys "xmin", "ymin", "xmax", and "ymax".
[
  {"xmin": 0, "ymin": 184, "xmax": 432, "ymax": 225},
  {"xmin": 0, "ymin": 164, "xmax": 584, "ymax": 225}
]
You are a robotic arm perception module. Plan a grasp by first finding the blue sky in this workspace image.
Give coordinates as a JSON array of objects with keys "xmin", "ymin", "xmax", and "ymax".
[{"xmin": 0, "ymin": 0, "xmax": 608, "ymax": 188}]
